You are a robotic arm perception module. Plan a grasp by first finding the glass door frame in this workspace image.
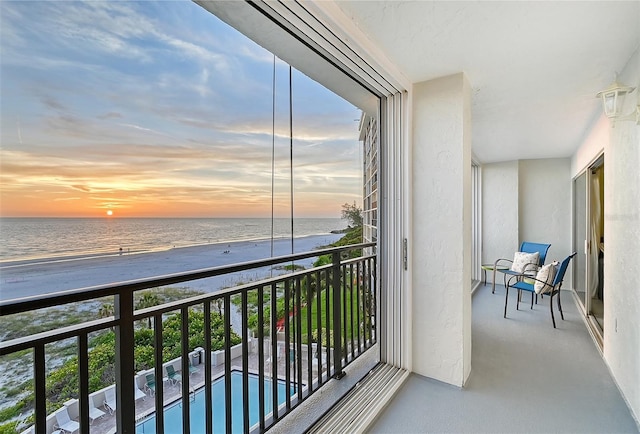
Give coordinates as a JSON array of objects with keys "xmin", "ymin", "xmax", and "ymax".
[
  {"xmin": 573, "ymin": 170, "xmax": 588, "ymax": 313},
  {"xmin": 471, "ymin": 161, "xmax": 482, "ymax": 292},
  {"xmin": 572, "ymin": 152, "xmax": 604, "ymax": 346}
]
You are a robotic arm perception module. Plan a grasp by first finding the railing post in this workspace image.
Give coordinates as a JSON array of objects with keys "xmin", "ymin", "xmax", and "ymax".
[
  {"xmin": 78, "ymin": 333, "xmax": 90, "ymax": 433},
  {"xmin": 180, "ymin": 307, "xmax": 191, "ymax": 434},
  {"xmin": 115, "ymin": 292, "xmax": 136, "ymax": 433},
  {"xmin": 33, "ymin": 345, "xmax": 46, "ymax": 433},
  {"xmin": 153, "ymin": 313, "xmax": 165, "ymax": 434},
  {"xmin": 332, "ymin": 252, "xmax": 345, "ymax": 379}
]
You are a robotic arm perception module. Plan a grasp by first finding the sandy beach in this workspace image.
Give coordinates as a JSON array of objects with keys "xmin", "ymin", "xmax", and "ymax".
[{"xmin": 0, "ymin": 233, "xmax": 342, "ymax": 301}]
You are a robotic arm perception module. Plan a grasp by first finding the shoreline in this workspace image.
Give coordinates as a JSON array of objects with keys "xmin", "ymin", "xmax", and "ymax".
[
  {"xmin": 0, "ymin": 233, "xmax": 342, "ymax": 301},
  {"xmin": 0, "ymin": 233, "xmax": 340, "ymax": 268}
]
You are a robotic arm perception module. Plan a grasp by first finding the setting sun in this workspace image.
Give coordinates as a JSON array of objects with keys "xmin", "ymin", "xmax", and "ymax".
[{"xmin": 106, "ymin": 210, "xmax": 113, "ymax": 216}]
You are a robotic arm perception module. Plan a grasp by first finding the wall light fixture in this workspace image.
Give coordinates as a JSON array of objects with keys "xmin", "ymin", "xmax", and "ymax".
[{"xmin": 596, "ymin": 75, "xmax": 639, "ymax": 125}]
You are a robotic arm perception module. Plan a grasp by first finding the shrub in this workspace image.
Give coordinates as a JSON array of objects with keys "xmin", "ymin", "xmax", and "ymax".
[{"xmin": 40, "ymin": 309, "xmax": 240, "ymax": 412}]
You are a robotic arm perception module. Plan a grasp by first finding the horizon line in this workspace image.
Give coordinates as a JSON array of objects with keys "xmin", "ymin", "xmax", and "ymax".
[{"xmin": 0, "ymin": 215, "xmax": 343, "ymax": 220}]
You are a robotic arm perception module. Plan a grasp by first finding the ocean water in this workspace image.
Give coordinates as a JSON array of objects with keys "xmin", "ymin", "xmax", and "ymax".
[{"xmin": 0, "ymin": 218, "xmax": 344, "ymax": 263}]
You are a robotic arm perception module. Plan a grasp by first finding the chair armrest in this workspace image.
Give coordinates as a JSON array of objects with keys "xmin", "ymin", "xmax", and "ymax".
[
  {"xmin": 522, "ymin": 262, "xmax": 540, "ymax": 272},
  {"xmin": 494, "ymin": 258, "xmax": 513, "ymax": 268},
  {"xmin": 507, "ymin": 273, "xmax": 551, "ymax": 287}
]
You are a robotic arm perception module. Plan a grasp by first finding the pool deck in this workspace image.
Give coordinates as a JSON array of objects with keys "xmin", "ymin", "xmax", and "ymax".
[{"xmin": 88, "ymin": 341, "xmax": 320, "ymax": 434}]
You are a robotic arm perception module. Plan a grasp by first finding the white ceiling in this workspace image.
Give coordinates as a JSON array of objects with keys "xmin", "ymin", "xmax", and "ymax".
[{"xmin": 335, "ymin": 1, "xmax": 640, "ymax": 163}]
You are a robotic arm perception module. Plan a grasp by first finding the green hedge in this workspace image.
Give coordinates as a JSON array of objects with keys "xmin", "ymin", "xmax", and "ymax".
[{"xmin": 41, "ymin": 310, "xmax": 240, "ymax": 415}]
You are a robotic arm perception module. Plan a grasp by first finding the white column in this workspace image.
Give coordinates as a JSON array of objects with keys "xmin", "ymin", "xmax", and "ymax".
[{"xmin": 411, "ymin": 73, "xmax": 472, "ymax": 386}]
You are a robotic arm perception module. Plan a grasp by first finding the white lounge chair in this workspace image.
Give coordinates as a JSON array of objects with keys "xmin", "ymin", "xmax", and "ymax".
[
  {"xmin": 188, "ymin": 360, "xmax": 198, "ymax": 376},
  {"xmin": 16, "ymin": 413, "xmax": 32, "ymax": 434},
  {"xmin": 89, "ymin": 395, "xmax": 106, "ymax": 424},
  {"xmin": 54, "ymin": 407, "xmax": 79, "ymax": 433},
  {"xmin": 312, "ymin": 348, "xmax": 327, "ymax": 371},
  {"xmin": 104, "ymin": 383, "xmax": 146, "ymax": 414},
  {"xmin": 103, "ymin": 387, "xmax": 116, "ymax": 414},
  {"xmin": 135, "ymin": 383, "xmax": 146, "ymax": 400},
  {"xmin": 19, "ymin": 425, "xmax": 34, "ymax": 434}
]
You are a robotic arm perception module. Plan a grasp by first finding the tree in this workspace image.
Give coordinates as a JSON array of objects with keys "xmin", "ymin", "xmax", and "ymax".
[
  {"xmin": 341, "ymin": 202, "xmax": 362, "ymax": 228},
  {"xmin": 98, "ymin": 303, "xmax": 115, "ymax": 332},
  {"xmin": 98, "ymin": 303, "xmax": 114, "ymax": 318},
  {"xmin": 135, "ymin": 292, "xmax": 160, "ymax": 329}
]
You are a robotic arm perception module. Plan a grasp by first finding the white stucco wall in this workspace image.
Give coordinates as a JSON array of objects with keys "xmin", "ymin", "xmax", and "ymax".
[
  {"xmin": 603, "ymin": 49, "xmax": 640, "ymax": 424},
  {"xmin": 411, "ymin": 73, "xmax": 472, "ymax": 387},
  {"xmin": 482, "ymin": 161, "xmax": 519, "ymax": 263},
  {"xmin": 570, "ymin": 49, "xmax": 639, "ymax": 424},
  {"xmin": 518, "ymin": 159, "xmax": 572, "ymax": 264},
  {"xmin": 482, "ymin": 159, "xmax": 572, "ymax": 289},
  {"xmin": 571, "ymin": 116, "xmax": 608, "ymax": 177}
]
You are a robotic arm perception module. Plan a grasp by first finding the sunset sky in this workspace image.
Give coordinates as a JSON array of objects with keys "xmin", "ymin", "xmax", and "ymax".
[{"xmin": 0, "ymin": 1, "xmax": 363, "ymax": 218}]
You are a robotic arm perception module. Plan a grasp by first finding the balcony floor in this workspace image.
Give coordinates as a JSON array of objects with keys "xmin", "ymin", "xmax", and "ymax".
[{"xmin": 367, "ymin": 284, "xmax": 639, "ymax": 433}]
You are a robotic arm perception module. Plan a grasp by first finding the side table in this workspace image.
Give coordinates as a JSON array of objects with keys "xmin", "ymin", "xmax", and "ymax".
[{"xmin": 481, "ymin": 264, "xmax": 509, "ymax": 294}]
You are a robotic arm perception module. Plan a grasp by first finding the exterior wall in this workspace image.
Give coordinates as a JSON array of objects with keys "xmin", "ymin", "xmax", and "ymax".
[
  {"xmin": 602, "ymin": 50, "xmax": 639, "ymax": 424},
  {"xmin": 482, "ymin": 159, "xmax": 572, "ymax": 286},
  {"xmin": 518, "ymin": 159, "xmax": 572, "ymax": 264},
  {"xmin": 570, "ymin": 49, "xmax": 639, "ymax": 424},
  {"xmin": 411, "ymin": 73, "xmax": 472, "ymax": 386},
  {"xmin": 571, "ymin": 116, "xmax": 607, "ymax": 176},
  {"xmin": 482, "ymin": 161, "xmax": 519, "ymax": 263}
]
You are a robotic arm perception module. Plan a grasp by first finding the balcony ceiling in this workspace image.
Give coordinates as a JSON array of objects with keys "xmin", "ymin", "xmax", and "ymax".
[{"xmin": 334, "ymin": 1, "xmax": 640, "ymax": 163}]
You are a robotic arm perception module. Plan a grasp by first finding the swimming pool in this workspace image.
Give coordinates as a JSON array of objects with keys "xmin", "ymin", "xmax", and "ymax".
[{"xmin": 136, "ymin": 371, "xmax": 294, "ymax": 433}]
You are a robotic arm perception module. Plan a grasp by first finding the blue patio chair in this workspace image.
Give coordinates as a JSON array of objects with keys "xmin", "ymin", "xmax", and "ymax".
[
  {"xmin": 492, "ymin": 242, "xmax": 552, "ymax": 293},
  {"xmin": 504, "ymin": 252, "xmax": 576, "ymax": 328}
]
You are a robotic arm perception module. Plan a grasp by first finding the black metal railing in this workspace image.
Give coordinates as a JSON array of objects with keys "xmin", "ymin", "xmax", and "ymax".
[{"xmin": 0, "ymin": 243, "xmax": 376, "ymax": 434}]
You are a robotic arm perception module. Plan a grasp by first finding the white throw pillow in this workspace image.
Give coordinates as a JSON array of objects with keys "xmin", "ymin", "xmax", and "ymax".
[
  {"xmin": 534, "ymin": 262, "xmax": 557, "ymax": 294},
  {"xmin": 510, "ymin": 251, "xmax": 540, "ymax": 273}
]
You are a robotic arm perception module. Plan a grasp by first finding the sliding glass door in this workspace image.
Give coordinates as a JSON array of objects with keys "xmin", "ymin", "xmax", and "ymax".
[
  {"xmin": 471, "ymin": 162, "xmax": 481, "ymax": 288},
  {"xmin": 573, "ymin": 172, "xmax": 587, "ymax": 309},
  {"xmin": 573, "ymin": 156, "xmax": 604, "ymax": 342},
  {"xmin": 588, "ymin": 160, "xmax": 605, "ymax": 332}
]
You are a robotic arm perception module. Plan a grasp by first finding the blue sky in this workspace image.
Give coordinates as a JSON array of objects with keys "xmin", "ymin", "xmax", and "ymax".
[{"xmin": 0, "ymin": 0, "xmax": 362, "ymax": 218}]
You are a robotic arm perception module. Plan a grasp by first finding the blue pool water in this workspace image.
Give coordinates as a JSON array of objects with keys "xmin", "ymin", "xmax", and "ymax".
[{"xmin": 136, "ymin": 371, "xmax": 294, "ymax": 433}]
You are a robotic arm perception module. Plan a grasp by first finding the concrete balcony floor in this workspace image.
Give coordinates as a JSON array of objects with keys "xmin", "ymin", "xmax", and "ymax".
[{"xmin": 368, "ymin": 284, "xmax": 639, "ymax": 433}]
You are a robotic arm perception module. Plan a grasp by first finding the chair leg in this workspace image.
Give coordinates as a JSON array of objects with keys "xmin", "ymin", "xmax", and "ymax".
[
  {"xmin": 492, "ymin": 269, "xmax": 497, "ymax": 294},
  {"xmin": 516, "ymin": 289, "xmax": 520, "ymax": 310},
  {"xmin": 504, "ymin": 285, "xmax": 509, "ymax": 318},
  {"xmin": 530, "ymin": 292, "xmax": 534, "ymax": 309},
  {"xmin": 550, "ymin": 293, "xmax": 557, "ymax": 328},
  {"xmin": 557, "ymin": 290, "xmax": 564, "ymax": 320}
]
